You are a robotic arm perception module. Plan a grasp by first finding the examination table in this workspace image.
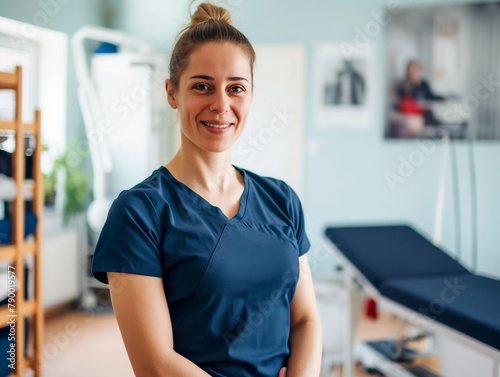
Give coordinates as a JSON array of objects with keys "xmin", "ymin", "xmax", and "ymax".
[{"xmin": 325, "ymin": 225, "xmax": 500, "ymax": 377}]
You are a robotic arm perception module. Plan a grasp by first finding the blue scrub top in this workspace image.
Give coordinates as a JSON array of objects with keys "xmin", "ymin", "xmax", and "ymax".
[{"xmin": 92, "ymin": 166, "xmax": 310, "ymax": 377}]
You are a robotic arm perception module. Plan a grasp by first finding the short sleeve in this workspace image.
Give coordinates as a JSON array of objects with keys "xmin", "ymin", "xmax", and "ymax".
[
  {"xmin": 286, "ymin": 185, "xmax": 310, "ymax": 256},
  {"xmin": 91, "ymin": 190, "xmax": 163, "ymax": 284}
]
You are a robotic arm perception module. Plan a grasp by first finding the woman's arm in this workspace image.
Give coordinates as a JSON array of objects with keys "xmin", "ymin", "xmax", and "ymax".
[
  {"xmin": 286, "ymin": 255, "xmax": 323, "ymax": 377},
  {"xmin": 108, "ymin": 272, "xmax": 211, "ymax": 377}
]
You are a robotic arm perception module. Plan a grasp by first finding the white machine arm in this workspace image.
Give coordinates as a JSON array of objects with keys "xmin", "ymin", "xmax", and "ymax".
[{"xmin": 71, "ymin": 25, "xmax": 155, "ymax": 232}]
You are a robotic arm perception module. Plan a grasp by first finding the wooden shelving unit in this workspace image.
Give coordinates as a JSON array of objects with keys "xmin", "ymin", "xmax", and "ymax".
[{"xmin": 0, "ymin": 66, "xmax": 44, "ymax": 376}]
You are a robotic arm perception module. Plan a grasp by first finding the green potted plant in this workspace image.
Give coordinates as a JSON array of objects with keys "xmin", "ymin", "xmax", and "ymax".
[
  {"xmin": 43, "ymin": 166, "xmax": 57, "ymax": 208},
  {"xmin": 43, "ymin": 141, "xmax": 90, "ymax": 224}
]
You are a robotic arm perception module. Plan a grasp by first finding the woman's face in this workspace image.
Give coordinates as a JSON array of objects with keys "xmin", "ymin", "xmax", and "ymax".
[
  {"xmin": 407, "ymin": 62, "xmax": 422, "ymax": 84},
  {"xmin": 167, "ymin": 42, "xmax": 253, "ymax": 154}
]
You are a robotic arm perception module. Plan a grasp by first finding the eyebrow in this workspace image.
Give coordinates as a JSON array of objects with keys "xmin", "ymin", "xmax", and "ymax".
[{"xmin": 188, "ymin": 75, "xmax": 249, "ymax": 82}]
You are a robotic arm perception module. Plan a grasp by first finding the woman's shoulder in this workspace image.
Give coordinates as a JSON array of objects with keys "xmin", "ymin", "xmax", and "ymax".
[
  {"xmin": 111, "ymin": 166, "xmax": 177, "ymax": 214},
  {"xmin": 238, "ymin": 166, "xmax": 299, "ymax": 202}
]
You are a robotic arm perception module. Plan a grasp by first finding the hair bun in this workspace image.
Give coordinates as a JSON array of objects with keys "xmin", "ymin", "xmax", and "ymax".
[{"xmin": 189, "ymin": 2, "xmax": 232, "ymax": 28}]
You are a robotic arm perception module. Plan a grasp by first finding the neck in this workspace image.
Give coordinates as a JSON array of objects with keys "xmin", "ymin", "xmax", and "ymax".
[{"xmin": 166, "ymin": 134, "xmax": 237, "ymax": 193}]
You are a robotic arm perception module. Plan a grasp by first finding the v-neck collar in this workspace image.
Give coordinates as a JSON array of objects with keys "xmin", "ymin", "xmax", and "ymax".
[{"xmin": 159, "ymin": 165, "xmax": 249, "ymax": 222}]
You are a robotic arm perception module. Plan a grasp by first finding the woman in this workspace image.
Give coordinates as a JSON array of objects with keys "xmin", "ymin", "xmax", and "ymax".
[
  {"xmin": 396, "ymin": 60, "xmax": 446, "ymax": 103},
  {"xmin": 396, "ymin": 60, "xmax": 446, "ymax": 126},
  {"xmin": 92, "ymin": 3, "xmax": 322, "ymax": 376}
]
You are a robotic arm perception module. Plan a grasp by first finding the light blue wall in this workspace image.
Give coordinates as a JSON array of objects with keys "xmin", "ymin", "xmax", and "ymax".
[
  {"xmin": 230, "ymin": 0, "xmax": 500, "ymax": 278},
  {"xmin": 107, "ymin": 0, "xmax": 188, "ymax": 53}
]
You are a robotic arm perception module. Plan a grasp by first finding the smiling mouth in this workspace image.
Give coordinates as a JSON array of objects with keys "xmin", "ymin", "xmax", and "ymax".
[{"xmin": 201, "ymin": 121, "xmax": 234, "ymax": 129}]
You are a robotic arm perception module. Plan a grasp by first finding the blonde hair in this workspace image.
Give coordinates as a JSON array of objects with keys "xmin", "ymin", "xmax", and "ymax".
[
  {"xmin": 168, "ymin": 2, "xmax": 255, "ymax": 90},
  {"xmin": 188, "ymin": 2, "xmax": 232, "ymax": 28}
]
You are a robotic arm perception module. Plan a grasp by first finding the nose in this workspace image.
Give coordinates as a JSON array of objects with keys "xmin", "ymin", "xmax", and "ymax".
[{"xmin": 209, "ymin": 90, "xmax": 230, "ymax": 114}]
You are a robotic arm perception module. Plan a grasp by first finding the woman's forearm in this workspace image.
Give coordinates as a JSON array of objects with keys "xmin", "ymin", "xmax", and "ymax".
[
  {"xmin": 286, "ymin": 319, "xmax": 322, "ymax": 377},
  {"xmin": 133, "ymin": 349, "xmax": 211, "ymax": 377},
  {"xmin": 107, "ymin": 273, "xmax": 211, "ymax": 377}
]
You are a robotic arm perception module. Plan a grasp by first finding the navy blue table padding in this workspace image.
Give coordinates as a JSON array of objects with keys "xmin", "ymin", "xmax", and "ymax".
[
  {"xmin": 325, "ymin": 225, "xmax": 500, "ymax": 351},
  {"xmin": 0, "ymin": 213, "xmax": 37, "ymax": 245},
  {"xmin": 379, "ymin": 274, "xmax": 500, "ymax": 350},
  {"xmin": 325, "ymin": 225, "xmax": 469, "ymax": 287}
]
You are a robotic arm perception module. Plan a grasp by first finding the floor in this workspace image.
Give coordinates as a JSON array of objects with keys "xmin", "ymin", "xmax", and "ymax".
[
  {"xmin": 41, "ymin": 310, "xmax": 433, "ymax": 377},
  {"xmin": 42, "ymin": 310, "xmax": 133, "ymax": 376}
]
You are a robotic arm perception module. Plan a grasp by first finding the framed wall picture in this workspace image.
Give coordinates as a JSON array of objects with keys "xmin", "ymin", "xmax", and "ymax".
[
  {"xmin": 385, "ymin": 2, "xmax": 500, "ymax": 140},
  {"xmin": 313, "ymin": 42, "xmax": 376, "ymax": 129}
]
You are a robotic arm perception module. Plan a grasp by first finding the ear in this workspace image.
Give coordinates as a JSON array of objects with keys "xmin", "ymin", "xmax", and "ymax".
[{"xmin": 165, "ymin": 79, "xmax": 178, "ymax": 109}]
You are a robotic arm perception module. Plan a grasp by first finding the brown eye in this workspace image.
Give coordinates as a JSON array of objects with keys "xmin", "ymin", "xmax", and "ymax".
[
  {"xmin": 229, "ymin": 85, "xmax": 245, "ymax": 93},
  {"xmin": 193, "ymin": 83, "xmax": 211, "ymax": 91}
]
